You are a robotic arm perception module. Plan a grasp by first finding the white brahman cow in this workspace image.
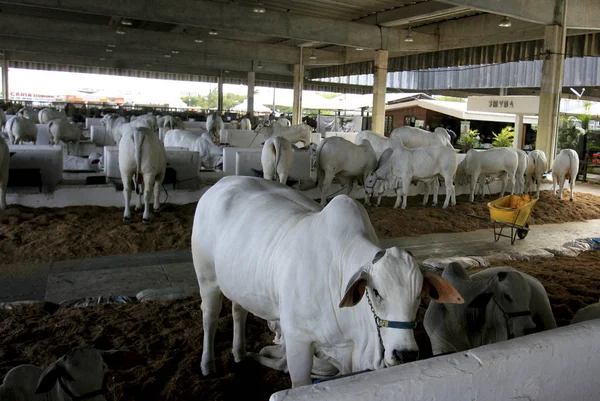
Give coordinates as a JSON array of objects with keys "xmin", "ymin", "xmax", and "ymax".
[
  {"xmin": 456, "ymin": 148, "xmax": 518, "ymax": 202},
  {"xmin": 17, "ymin": 107, "xmax": 39, "ymax": 123},
  {"xmin": 316, "ymin": 137, "xmax": 377, "ymax": 206},
  {"xmin": 48, "ymin": 119, "xmax": 82, "ymax": 146},
  {"xmin": 525, "ymin": 149, "xmax": 548, "ymax": 198},
  {"xmin": 206, "ymin": 112, "xmax": 224, "ymax": 142},
  {"xmin": 255, "ymin": 121, "xmax": 312, "ymax": 148},
  {"xmin": 365, "ymin": 143, "xmax": 457, "ymax": 209},
  {"xmin": 63, "ymin": 151, "xmax": 103, "ymax": 171},
  {"xmin": 102, "ymin": 115, "xmax": 129, "ymax": 145},
  {"xmin": 0, "ymin": 109, "xmax": 6, "ymax": 132},
  {"xmin": 0, "ymin": 347, "xmax": 140, "ymax": 401},
  {"xmin": 119, "ymin": 126, "xmax": 167, "ymax": 223},
  {"xmin": 390, "ymin": 126, "xmax": 451, "ymax": 148},
  {"xmin": 192, "ymin": 176, "xmax": 463, "ymax": 387},
  {"xmin": 571, "ymin": 298, "xmax": 600, "ymax": 324},
  {"xmin": 5, "ymin": 116, "xmax": 37, "ymax": 144},
  {"xmin": 240, "ymin": 117, "xmax": 252, "ymax": 130},
  {"xmin": 157, "ymin": 115, "xmax": 184, "ymax": 131},
  {"xmin": 513, "ymin": 148, "xmax": 528, "ymax": 194},
  {"xmin": 424, "ymin": 263, "xmax": 555, "ymax": 356},
  {"xmin": 164, "ymin": 129, "xmax": 223, "ymax": 169},
  {"xmin": 38, "ymin": 108, "xmax": 67, "ymax": 124},
  {"xmin": 354, "ymin": 130, "xmax": 398, "ymax": 154},
  {"xmin": 0, "ymin": 137, "xmax": 13, "ymax": 210},
  {"xmin": 261, "ymin": 136, "xmax": 293, "ymax": 185},
  {"xmin": 552, "ymin": 148, "xmax": 579, "ymax": 202}
]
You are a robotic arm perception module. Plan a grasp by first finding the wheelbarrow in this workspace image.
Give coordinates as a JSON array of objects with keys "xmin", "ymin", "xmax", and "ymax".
[{"xmin": 487, "ymin": 194, "xmax": 537, "ymax": 245}]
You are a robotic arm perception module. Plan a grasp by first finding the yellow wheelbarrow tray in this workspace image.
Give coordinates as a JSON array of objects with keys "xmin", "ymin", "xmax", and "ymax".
[{"xmin": 487, "ymin": 195, "xmax": 538, "ymax": 245}]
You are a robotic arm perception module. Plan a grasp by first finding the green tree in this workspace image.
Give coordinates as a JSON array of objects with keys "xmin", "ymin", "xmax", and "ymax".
[
  {"xmin": 181, "ymin": 88, "xmax": 246, "ymax": 110},
  {"xmin": 492, "ymin": 126, "xmax": 514, "ymax": 147}
]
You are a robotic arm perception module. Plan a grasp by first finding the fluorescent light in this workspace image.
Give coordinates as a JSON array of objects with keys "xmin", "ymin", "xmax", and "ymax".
[
  {"xmin": 355, "ymin": 47, "xmax": 364, "ymax": 51},
  {"xmin": 105, "ymin": 48, "xmax": 114, "ymax": 52},
  {"xmin": 253, "ymin": 2, "xmax": 266, "ymax": 13},
  {"xmin": 116, "ymin": 28, "xmax": 126, "ymax": 35},
  {"xmin": 121, "ymin": 19, "xmax": 133, "ymax": 26},
  {"xmin": 499, "ymin": 16, "xmax": 512, "ymax": 27},
  {"xmin": 107, "ymin": 44, "xmax": 116, "ymax": 48},
  {"xmin": 194, "ymin": 38, "xmax": 203, "ymax": 43},
  {"xmin": 209, "ymin": 29, "xmax": 218, "ymax": 36},
  {"xmin": 171, "ymin": 50, "xmax": 179, "ymax": 54},
  {"xmin": 164, "ymin": 54, "xmax": 171, "ymax": 58}
]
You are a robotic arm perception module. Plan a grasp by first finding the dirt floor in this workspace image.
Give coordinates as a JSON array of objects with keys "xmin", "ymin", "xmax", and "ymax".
[
  {"xmin": 1, "ymin": 190, "xmax": 600, "ymax": 265},
  {"xmin": 0, "ymin": 252, "xmax": 598, "ymax": 401}
]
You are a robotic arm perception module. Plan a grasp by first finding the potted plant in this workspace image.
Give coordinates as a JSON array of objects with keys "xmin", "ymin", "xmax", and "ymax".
[
  {"xmin": 457, "ymin": 129, "xmax": 480, "ymax": 152},
  {"xmin": 492, "ymin": 126, "xmax": 515, "ymax": 148}
]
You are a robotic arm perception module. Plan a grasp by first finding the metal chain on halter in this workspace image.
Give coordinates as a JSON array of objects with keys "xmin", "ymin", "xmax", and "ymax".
[{"xmin": 365, "ymin": 290, "xmax": 385, "ymax": 356}]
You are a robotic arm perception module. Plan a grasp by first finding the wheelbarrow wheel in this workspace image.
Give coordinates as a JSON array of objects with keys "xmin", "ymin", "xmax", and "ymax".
[{"xmin": 517, "ymin": 223, "xmax": 529, "ymax": 240}]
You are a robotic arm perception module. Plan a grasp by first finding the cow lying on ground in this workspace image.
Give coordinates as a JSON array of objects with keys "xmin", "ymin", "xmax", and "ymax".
[
  {"xmin": 424, "ymin": 263, "xmax": 556, "ymax": 356},
  {"xmin": 552, "ymin": 148, "xmax": 579, "ymax": 202},
  {"xmin": 455, "ymin": 148, "xmax": 518, "ymax": 202},
  {"xmin": 571, "ymin": 298, "xmax": 600, "ymax": 324},
  {"xmin": 119, "ymin": 126, "xmax": 167, "ymax": 223},
  {"xmin": 5, "ymin": 116, "xmax": 37, "ymax": 144},
  {"xmin": 261, "ymin": 136, "xmax": 293, "ymax": 185},
  {"xmin": 316, "ymin": 137, "xmax": 377, "ymax": 206},
  {"xmin": 0, "ymin": 347, "xmax": 141, "ymax": 401},
  {"xmin": 192, "ymin": 177, "xmax": 463, "ymax": 387},
  {"xmin": 164, "ymin": 129, "xmax": 223, "ymax": 169}
]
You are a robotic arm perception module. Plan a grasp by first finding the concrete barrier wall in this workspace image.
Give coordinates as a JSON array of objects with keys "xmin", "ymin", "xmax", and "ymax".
[
  {"xmin": 225, "ymin": 147, "xmax": 312, "ymax": 179},
  {"xmin": 271, "ymin": 319, "xmax": 600, "ymax": 401},
  {"xmin": 184, "ymin": 121, "xmax": 206, "ymax": 130},
  {"xmin": 8, "ymin": 145, "xmax": 63, "ymax": 192},
  {"xmin": 222, "ymin": 129, "xmax": 262, "ymax": 148},
  {"xmin": 85, "ymin": 118, "xmax": 103, "ymax": 129},
  {"xmin": 91, "ymin": 126, "xmax": 116, "ymax": 146},
  {"xmin": 35, "ymin": 124, "xmax": 51, "ymax": 145}
]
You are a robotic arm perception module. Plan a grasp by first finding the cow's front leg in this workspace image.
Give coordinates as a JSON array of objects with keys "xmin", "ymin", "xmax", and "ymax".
[
  {"xmin": 232, "ymin": 301, "xmax": 248, "ymax": 362},
  {"xmin": 286, "ymin": 338, "xmax": 314, "ymax": 388}
]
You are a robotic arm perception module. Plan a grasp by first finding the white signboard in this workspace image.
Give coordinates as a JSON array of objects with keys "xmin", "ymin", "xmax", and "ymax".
[{"xmin": 467, "ymin": 96, "xmax": 540, "ymax": 115}]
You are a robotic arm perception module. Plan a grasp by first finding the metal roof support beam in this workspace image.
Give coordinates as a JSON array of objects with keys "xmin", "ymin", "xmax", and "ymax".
[
  {"xmin": 355, "ymin": 2, "xmax": 469, "ymax": 27},
  {"xmin": 0, "ymin": 14, "xmax": 344, "ymax": 66},
  {"xmin": 247, "ymin": 71, "xmax": 255, "ymax": 116},
  {"xmin": 1, "ymin": 57, "xmax": 8, "ymax": 101},
  {"xmin": 0, "ymin": 36, "xmax": 294, "ymax": 76},
  {"xmin": 0, "ymin": 0, "xmax": 438, "ymax": 52}
]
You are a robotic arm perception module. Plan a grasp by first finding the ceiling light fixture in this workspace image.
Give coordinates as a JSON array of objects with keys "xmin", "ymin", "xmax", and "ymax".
[
  {"xmin": 107, "ymin": 44, "xmax": 116, "ymax": 48},
  {"xmin": 105, "ymin": 48, "xmax": 114, "ymax": 52},
  {"xmin": 355, "ymin": 47, "xmax": 364, "ymax": 51},
  {"xmin": 224, "ymin": 70, "xmax": 230, "ymax": 73},
  {"xmin": 164, "ymin": 54, "xmax": 171, "ymax": 58},
  {"xmin": 194, "ymin": 38, "xmax": 203, "ymax": 43},
  {"xmin": 116, "ymin": 28, "xmax": 126, "ymax": 35},
  {"xmin": 100, "ymin": 57, "xmax": 106, "ymax": 61},
  {"xmin": 209, "ymin": 29, "xmax": 218, "ymax": 36},
  {"xmin": 499, "ymin": 16, "xmax": 512, "ymax": 27},
  {"xmin": 257, "ymin": 61, "xmax": 263, "ymax": 69},
  {"xmin": 404, "ymin": 26, "xmax": 414, "ymax": 43},
  {"xmin": 253, "ymin": 1, "xmax": 266, "ymax": 13},
  {"xmin": 309, "ymin": 49, "xmax": 317, "ymax": 60},
  {"xmin": 121, "ymin": 19, "xmax": 133, "ymax": 26},
  {"xmin": 171, "ymin": 50, "xmax": 179, "ymax": 54}
]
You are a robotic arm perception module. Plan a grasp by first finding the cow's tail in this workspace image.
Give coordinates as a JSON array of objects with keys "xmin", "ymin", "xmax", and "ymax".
[
  {"xmin": 133, "ymin": 129, "xmax": 145, "ymax": 195},
  {"xmin": 315, "ymin": 138, "xmax": 327, "ymax": 187},
  {"xmin": 273, "ymin": 137, "xmax": 282, "ymax": 173}
]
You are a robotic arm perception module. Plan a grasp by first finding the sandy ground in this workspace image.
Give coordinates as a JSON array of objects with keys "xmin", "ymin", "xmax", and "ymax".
[
  {"xmin": 0, "ymin": 251, "xmax": 598, "ymax": 401},
  {"xmin": 1, "ymin": 190, "xmax": 599, "ymax": 265}
]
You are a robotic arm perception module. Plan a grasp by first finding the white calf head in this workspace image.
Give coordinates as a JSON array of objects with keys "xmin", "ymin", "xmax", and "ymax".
[
  {"xmin": 340, "ymin": 247, "xmax": 463, "ymax": 368},
  {"xmin": 468, "ymin": 271, "xmax": 536, "ymax": 341},
  {"xmin": 364, "ymin": 148, "xmax": 393, "ymax": 196},
  {"xmin": 35, "ymin": 347, "xmax": 141, "ymax": 400}
]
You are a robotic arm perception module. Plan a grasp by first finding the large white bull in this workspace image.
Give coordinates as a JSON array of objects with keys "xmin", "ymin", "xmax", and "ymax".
[
  {"xmin": 390, "ymin": 126, "xmax": 451, "ymax": 148},
  {"xmin": 5, "ymin": 116, "xmax": 37, "ymax": 144},
  {"xmin": 0, "ymin": 347, "xmax": 140, "ymax": 401},
  {"xmin": 256, "ymin": 121, "xmax": 312, "ymax": 148},
  {"xmin": 456, "ymin": 148, "xmax": 518, "ymax": 202},
  {"xmin": 240, "ymin": 117, "xmax": 252, "ymax": 130},
  {"xmin": 119, "ymin": 126, "xmax": 167, "ymax": 223},
  {"xmin": 512, "ymin": 148, "xmax": 528, "ymax": 194},
  {"xmin": 38, "ymin": 108, "xmax": 67, "ymax": 124},
  {"xmin": 102, "ymin": 115, "xmax": 129, "ymax": 145},
  {"xmin": 192, "ymin": 177, "xmax": 463, "ymax": 387},
  {"xmin": 365, "ymin": 143, "xmax": 457, "ymax": 209},
  {"xmin": 354, "ymin": 130, "xmax": 397, "ymax": 154},
  {"xmin": 316, "ymin": 136, "xmax": 377, "ymax": 206},
  {"xmin": 261, "ymin": 136, "xmax": 293, "ymax": 185},
  {"xmin": 552, "ymin": 148, "xmax": 579, "ymax": 202},
  {"xmin": 164, "ymin": 129, "xmax": 223, "ymax": 169},
  {"xmin": 207, "ymin": 112, "xmax": 224, "ymax": 142},
  {"xmin": 17, "ymin": 107, "xmax": 39, "ymax": 123},
  {"xmin": 424, "ymin": 263, "xmax": 555, "ymax": 356},
  {"xmin": 525, "ymin": 149, "xmax": 548, "ymax": 198}
]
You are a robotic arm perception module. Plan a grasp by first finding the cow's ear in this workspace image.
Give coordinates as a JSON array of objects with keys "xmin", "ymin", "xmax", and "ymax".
[
  {"xmin": 9, "ymin": 152, "xmax": 16, "ymax": 157},
  {"xmin": 423, "ymin": 274, "xmax": 464, "ymax": 304},
  {"xmin": 377, "ymin": 148, "xmax": 393, "ymax": 169},
  {"xmin": 36, "ymin": 363, "xmax": 72, "ymax": 394},
  {"xmin": 468, "ymin": 292, "xmax": 493, "ymax": 309},
  {"xmin": 101, "ymin": 350, "xmax": 144, "ymax": 370},
  {"xmin": 339, "ymin": 269, "xmax": 369, "ymax": 308},
  {"xmin": 467, "ymin": 292, "xmax": 494, "ymax": 334}
]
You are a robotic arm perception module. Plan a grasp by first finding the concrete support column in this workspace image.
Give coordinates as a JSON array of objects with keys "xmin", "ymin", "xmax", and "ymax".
[
  {"xmin": 247, "ymin": 71, "xmax": 255, "ymax": 116},
  {"xmin": 292, "ymin": 63, "xmax": 304, "ymax": 125},
  {"xmin": 372, "ymin": 50, "xmax": 389, "ymax": 135},
  {"xmin": 217, "ymin": 72, "xmax": 224, "ymax": 113},
  {"xmin": 537, "ymin": 0, "xmax": 568, "ymax": 166},
  {"xmin": 1, "ymin": 58, "xmax": 8, "ymax": 101},
  {"xmin": 513, "ymin": 114, "xmax": 524, "ymax": 149}
]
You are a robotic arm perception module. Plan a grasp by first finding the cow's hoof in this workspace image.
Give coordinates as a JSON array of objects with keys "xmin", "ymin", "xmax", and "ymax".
[
  {"xmin": 123, "ymin": 217, "xmax": 132, "ymax": 224},
  {"xmin": 153, "ymin": 208, "xmax": 161, "ymax": 214},
  {"xmin": 142, "ymin": 218, "xmax": 151, "ymax": 225},
  {"xmin": 201, "ymin": 362, "xmax": 216, "ymax": 377},
  {"xmin": 232, "ymin": 350, "xmax": 247, "ymax": 363}
]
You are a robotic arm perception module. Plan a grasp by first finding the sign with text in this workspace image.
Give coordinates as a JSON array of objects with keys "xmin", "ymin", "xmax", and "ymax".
[{"xmin": 467, "ymin": 96, "xmax": 540, "ymax": 115}]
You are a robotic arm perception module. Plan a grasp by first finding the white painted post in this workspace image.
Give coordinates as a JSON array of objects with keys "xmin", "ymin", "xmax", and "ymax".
[
  {"xmin": 1, "ymin": 58, "xmax": 8, "ymax": 101},
  {"xmin": 292, "ymin": 62, "xmax": 304, "ymax": 125},
  {"xmin": 247, "ymin": 71, "xmax": 255, "ymax": 116},
  {"xmin": 372, "ymin": 50, "xmax": 389, "ymax": 135},
  {"xmin": 513, "ymin": 114, "xmax": 524, "ymax": 149}
]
